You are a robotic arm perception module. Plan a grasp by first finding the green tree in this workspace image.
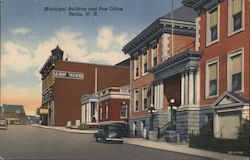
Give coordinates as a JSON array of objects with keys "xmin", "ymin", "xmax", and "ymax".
[
  {"xmin": 238, "ymin": 118, "xmax": 249, "ymax": 139},
  {"xmin": 199, "ymin": 121, "xmax": 213, "ymax": 137}
]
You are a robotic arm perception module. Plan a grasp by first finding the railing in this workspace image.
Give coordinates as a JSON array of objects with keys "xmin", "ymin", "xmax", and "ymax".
[
  {"xmin": 174, "ymin": 41, "xmax": 195, "ymax": 55},
  {"xmin": 157, "ymin": 118, "xmax": 176, "ymax": 139}
]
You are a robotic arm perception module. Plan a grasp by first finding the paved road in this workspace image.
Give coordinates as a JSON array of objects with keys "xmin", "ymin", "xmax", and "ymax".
[{"xmin": 0, "ymin": 125, "xmax": 213, "ymax": 160}]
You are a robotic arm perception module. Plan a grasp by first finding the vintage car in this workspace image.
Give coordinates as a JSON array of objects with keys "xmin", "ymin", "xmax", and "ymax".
[
  {"xmin": 0, "ymin": 119, "xmax": 8, "ymax": 130},
  {"xmin": 94, "ymin": 123, "xmax": 123, "ymax": 143}
]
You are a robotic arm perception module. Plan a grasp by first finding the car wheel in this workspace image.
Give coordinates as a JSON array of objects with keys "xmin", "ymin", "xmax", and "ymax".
[{"xmin": 100, "ymin": 137, "xmax": 106, "ymax": 143}]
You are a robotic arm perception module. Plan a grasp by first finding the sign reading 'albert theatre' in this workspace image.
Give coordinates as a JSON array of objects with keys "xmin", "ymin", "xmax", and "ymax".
[{"xmin": 54, "ymin": 70, "xmax": 84, "ymax": 80}]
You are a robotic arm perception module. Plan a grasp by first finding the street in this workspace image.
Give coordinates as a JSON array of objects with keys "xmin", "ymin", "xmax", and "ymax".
[{"xmin": 0, "ymin": 125, "xmax": 212, "ymax": 160}]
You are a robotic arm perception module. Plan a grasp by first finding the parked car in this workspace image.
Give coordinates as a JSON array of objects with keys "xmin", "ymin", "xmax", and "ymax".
[
  {"xmin": 0, "ymin": 119, "xmax": 8, "ymax": 130},
  {"xmin": 13, "ymin": 120, "xmax": 21, "ymax": 125},
  {"xmin": 94, "ymin": 124, "xmax": 123, "ymax": 143}
]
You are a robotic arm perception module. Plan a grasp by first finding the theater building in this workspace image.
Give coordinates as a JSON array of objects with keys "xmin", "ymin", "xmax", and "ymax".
[
  {"xmin": 183, "ymin": 0, "xmax": 249, "ymax": 139},
  {"xmin": 122, "ymin": 6, "xmax": 198, "ymax": 140},
  {"xmin": 38, "ymin": 46, "xmax": 130, "ymax": 126},
  {"xmin": 80, "ymin": 85, "xmax": 130, "ymax": 126}
]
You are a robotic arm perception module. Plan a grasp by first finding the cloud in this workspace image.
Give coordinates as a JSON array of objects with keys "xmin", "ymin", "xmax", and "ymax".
[
  {"xmin": 33, "ymin": 26, "xmax": 88, "ymax": 69},
  {"xmin": 1, "ymin": 42, "xmax": 34, "ymax": 77},
  {"xmin": 11, "ymin": 27, "xmax": 31, "ymax": 34},
  {"xmin": 1, "ymin": 26, "xmax": 129, "ymax": 114},
  {"xmin": 96, "ymin": 26, "xmax": 128, "ymax": 51},
  {"xmin": 86, "ymin": 51, "xmax": 129, "ymax": 65}
]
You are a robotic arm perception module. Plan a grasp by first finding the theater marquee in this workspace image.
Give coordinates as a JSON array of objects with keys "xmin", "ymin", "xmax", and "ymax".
[{"xmin": 54, "ymin": 70, "xmax": 84, "ymax": 80}]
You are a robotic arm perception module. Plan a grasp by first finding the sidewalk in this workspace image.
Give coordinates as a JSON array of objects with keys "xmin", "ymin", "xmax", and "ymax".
[
  {"xmin": 124, "ymin": 138, "xmax": 249, "ymax": 160},
  {"xmin": 31, "ymin": 125, "xmax": 248, "ymax": 160},
  {"xmin": 31, "ymin": 124, "xmax": 97, "ymax": 134}
]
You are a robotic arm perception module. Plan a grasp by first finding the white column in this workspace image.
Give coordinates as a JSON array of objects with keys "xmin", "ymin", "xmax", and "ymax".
[
  {"xmin": 95, "ymin": 102, "xmax": 99, "ymax": 123},
  {"xmin": 89, "ymin": 103, "xmax": 92, "ymax": 122},
  {"xmin": 189, "ymin": 70, "xmax": 194, "ymax": 105},
  {"xmin": 157, "ymin": 84, "xmax": 160, "ymax": 109},
  {"xmin": 214, "ymin": 113, "xmax": 220, "ymax": 138},
  {"xmin": 196, "ymin": 70, "xmax": 200, "ymax": 105},
  {"xmin": 81, "ymin": 105, "xmax": 84, "ymax": 123},
  {"xmin": 87, "ymin": 103, "xmax": 91, "ymax": 123},
  {"xmin": 159, "ymin": 82, "xmax": 164, "ymax": 109},
  {"xmin": 154, "ymin": 85, "xmax": 157, "ymax": 109},
  {"xmin": 181, "ymin": 73, "xmax": 185, "ymax": 106},
  {"xmin": 184, "ymin": 72, "xmax": 189, "ymax": 105},
  {"xmin": 86, "ymin": 104, "xmax": 89, "ymax": 123}
]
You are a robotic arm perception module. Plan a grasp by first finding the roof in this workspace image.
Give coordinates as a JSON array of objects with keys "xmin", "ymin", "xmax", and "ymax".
[
  {"xmin": 2, "ymin": 104, "xmax": 26, "ymax": 114},
  {"xmin": 122, "ymin": 5, "xmax": 197, "ymax": 55},
  {"xmin": 160, "ymin": 5, "xmax": 197, "ymax": 22},
  {"xmin": 115, "ymin": 58, "xmax": 130, "ymax": 67}
]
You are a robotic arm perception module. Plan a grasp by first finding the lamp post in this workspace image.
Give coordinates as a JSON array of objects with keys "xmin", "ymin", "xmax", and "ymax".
[
  {"xmin": 169, "ymin": 98, "xmax": 176, "ymax": 129},
  {"xmin": 148, "ymin": 104, "xmax": 156, "ymax": 131}
]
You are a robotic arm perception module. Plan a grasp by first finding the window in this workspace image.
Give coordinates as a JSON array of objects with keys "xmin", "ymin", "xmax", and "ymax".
[
  {"xmin": 142, "ymin": 51, "xmax": 148, "ymax": 75},
  {"xmin": 152, "ymin": 46, "xmax": 157, "ymax": 66},
  {"xmin": 206, "ymin": 59, "xmax": 218, "ymax": 98},
  {"xmin": 134, "ymin": 57, "xmax": 139, "ymax": 79},
  {"xmin": 120, "ymin": 102, "xmax": 127, "ymax": 118},
  {"xmin": 134, "ymin": 90, "xmax": 139, "ymax": 112},
  {"xmin": 228, "ymin": 0, "xmax": 243, "ymax": 35},
  {"xmin": 206, "ymin": 5, "xmax": 219, "ymax": 45},
  {"xmin": 142, "ymin": 87, "xmax": 148, "ymax": 110},
  {"xmin": 228, "ymin": 49, "xmax": 243, "ymax": 92}
]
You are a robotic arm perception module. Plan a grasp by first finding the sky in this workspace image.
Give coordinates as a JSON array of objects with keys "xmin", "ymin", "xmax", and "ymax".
[{"xmin": 0, "ymin": 0, "xmax": 183, "ymax": 115}]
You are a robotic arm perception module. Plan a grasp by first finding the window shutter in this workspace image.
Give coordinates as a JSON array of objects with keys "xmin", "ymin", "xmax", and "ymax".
[
  {"xmin": 209, "ymin": 63, "xmax": 217, "ymax": 80},
  {"xmin": 232, "ymin": 0, "xmax": 242, "ymax": 15},
  {"xmin": 232, "ymin": 55, "xmax": 241, "ymax": 74},
  {"xmin": 210, "ymin": 9, "xmax": 218, "ymax": 27}
]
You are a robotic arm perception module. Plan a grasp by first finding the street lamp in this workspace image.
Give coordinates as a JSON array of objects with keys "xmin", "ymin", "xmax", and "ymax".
[
  {"xmin": 148, "ymin": 104, "xmax": 156, "ymax": 131},
  {"xmin": 169, "ymin": 98, "xmax": 176, "ymax": 129}
]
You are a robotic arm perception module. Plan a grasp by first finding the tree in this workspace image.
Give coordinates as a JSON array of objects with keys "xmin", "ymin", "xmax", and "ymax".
[{"xmin": 238, "ymin": 118, "xmax": 249, "ymax": 139}]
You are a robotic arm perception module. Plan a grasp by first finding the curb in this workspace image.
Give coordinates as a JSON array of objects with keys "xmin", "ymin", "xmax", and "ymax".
[
  {"xmin": 31, "ymin": 124, "xmax": 97, "ymax": 134},
  {"xmin": 123, "ymin": 138, "xmax": 249, "ymax": 160}
]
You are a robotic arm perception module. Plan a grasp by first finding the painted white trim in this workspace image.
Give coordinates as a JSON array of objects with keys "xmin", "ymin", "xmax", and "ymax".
[
  {"xmin": 161, "ymin": 33, "xmax": 170, "ymax": 60},
  {"xmin": 98, "ymin": 94, "xmax": 130, "ymax": 102},
  {"xmin": 227, "ymin": 0, "xmax": 245, "ymax": 37},
  {"xmin": 205, "ymin": 57, "xmax": 219, "ymax": 99},
  {"xmin": 227, "ymin": 47, "xmax": 244, "ymax": 93},
  {"xmin": 195, "ymin": 17, "xmax": 201, "ymax": 51},
  {"xmin": 206, "ymin": 4, "xmax": 220, "ymax": 47}
]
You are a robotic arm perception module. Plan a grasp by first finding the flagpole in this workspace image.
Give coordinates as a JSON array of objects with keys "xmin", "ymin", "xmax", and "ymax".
[{"xmin": 171, "ymin": 0, "xmax": 174, "ymax": 57}]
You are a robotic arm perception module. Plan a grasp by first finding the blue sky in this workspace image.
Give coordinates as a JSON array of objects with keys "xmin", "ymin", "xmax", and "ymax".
[{"xmin": 1, "ymin": 0, "xmax": 183, "ymax": 115}]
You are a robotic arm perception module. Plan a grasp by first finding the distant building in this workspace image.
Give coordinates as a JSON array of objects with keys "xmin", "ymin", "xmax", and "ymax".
[
  {"xmin": 2, "ymin": 104, "xmax": 28, "ymax": 124},
  {"xmin": 38, "ymin": 45, "xmax": 130, "ymax": 126},
  {"xmin": 0, "ymin": 106, "xmax": 3, "ymax": 119},
  {"xmin": 81, "ymin": 85, "xmax": 130, "ymax": 126}
]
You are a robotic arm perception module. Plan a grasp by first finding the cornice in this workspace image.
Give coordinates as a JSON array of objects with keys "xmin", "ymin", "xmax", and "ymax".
[{"xmin": 122, "ymin": 19, "xmax": 196, "ymax": 56}]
